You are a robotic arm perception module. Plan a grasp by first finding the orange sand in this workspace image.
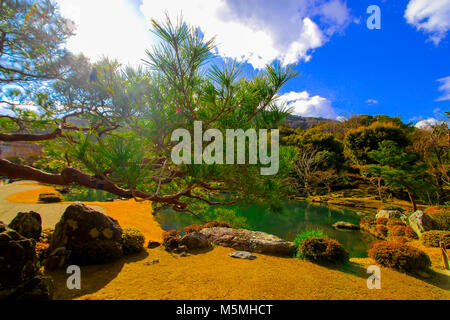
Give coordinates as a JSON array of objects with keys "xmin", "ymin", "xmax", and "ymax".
[{"xmin": 6, "ymin": 183, "xmax": 450, "ymax": 300}]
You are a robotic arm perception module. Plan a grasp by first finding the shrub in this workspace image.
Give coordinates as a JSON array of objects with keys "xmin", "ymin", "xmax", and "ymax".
[
  {"xmin": 298, "ymin": 237, "xmax": 349, "ymax": 264},
  {"xmin": 368, "ymin": 241, "xmax": 431, "ymax": 272},
  {"xmin": 376, "ymin": 225, "xmax": 389, "ymax": 238},
  {"xmin": 405, "ymin": 225, "xmax": 418, "ymax": 239},
  {"xmin": 203, "ymin": 220, "xmax": 232, "ymax": 228},
  {"xmin": 360, "ymin": 217, "xmax": 376, "ymax": 226},
  {"xmin": 390, "ymin": 225, "xmax": 406, "ymax": 237},
  {"xmin": 121, "ymin": 227, "xmax": 145, "ymax": 255},
  {"xmin": 163, "ymin": 229, "xmax": 181, "ymax": 251},
  {"xmin": 386, "ymin": 219, "xmax": 405, "ymax": 228},
  {"xmin": 184, "ymin": 224, "xmax": 204, "ymax": 234},
  {"xmin": 427, "ymin": 208, "xmax": 450, "ymax": 231},
  {"xmin": 294, "ymin": 229, "xmax": 327, "ymax": 250},
  {"xmin": 421, "ymin": 231, "xmax": 450, "ymax": 248},
  {"xmin": 388, "ymin": 236, "xmax": 408, "ymax": 244},
  {"xmin": 376, "ymin": 217, "xmax": 389, "ymax": 225},
  {"xmin": 40, "ymin": 227, "xmax": 54, "ymax": 243},
  {"xmin": 38, "ymin": 193, "xmax": 62, "ymax": 203}
]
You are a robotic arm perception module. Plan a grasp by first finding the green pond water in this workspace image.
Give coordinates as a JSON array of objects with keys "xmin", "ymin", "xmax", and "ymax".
[{"xmin": 155, "ymin": 201, "xmax": 377, "ymax": 258}]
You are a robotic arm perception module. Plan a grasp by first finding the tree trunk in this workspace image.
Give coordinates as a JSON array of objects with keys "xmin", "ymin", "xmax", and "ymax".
[{"xmin": 405, "ymin": 186, "xmax": 417, "ymax": 211}]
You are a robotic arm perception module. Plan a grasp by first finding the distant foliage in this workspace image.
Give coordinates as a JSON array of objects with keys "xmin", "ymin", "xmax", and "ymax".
[
  {"xmin": 203, "ymin": 220, "xmax": 232, "ymax": 228},
  {"xmin": 421, "ymin": 231, "xmax": 450, "ymax": 248},
  {"xmin": 121, "ymin": 227, "xmax": 145, "ymax": 255},
  {"xmin": 368, "ymin": 241, "xmax": 431, "ymax": 272}
]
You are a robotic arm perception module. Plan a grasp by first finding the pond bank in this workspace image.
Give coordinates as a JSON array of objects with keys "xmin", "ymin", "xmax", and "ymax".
[{"xmin": 1, "ymin": 182, "xmax": 449, "ymax": 300}]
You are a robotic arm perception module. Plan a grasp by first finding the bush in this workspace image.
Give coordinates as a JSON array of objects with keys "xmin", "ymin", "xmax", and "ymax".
[
  {"xmin": 405, "ymin": 225, "xmax": 418, "ymax": 239},
  {"xmin": 368, "ymin": 241, "xmax": 431, "ymax": 272},
  {"xmin": 298, "ymin": 237, "xmax": 349, "ymax": 264},
  {"xmin": 376, "ymin": 225, "xmax": 389, "ymax": 238},
  {"xmin": 38, "ymin": 192, "xmax": 62, "ymax": 203},
  {"xmin": 376, "ymin": 217, "xmax": 388, "ymax": 225},
  {"xmin": 184, "ymin": 224, "xmax": 204, "ymax": 234},
  {"xmin": 386, "ymin": 219, "xmax": 405, "ymax": 228},
  {"xmin": 427, "ymin": 208, "xmax": 450, "ymax": 231},
  {"xmin": 40, "ymin": 227, "xmax": 54, "ymax": 243},
  {"xmin": 390, "ymin": 225, "xmax": 406, "ymax": 237},
  {"xmin": 121, "ymin": 227, "xmax": 145, "ymax": 255},
  {"xmin": 294, "ymin": 229, "xmax": 326, "ymax": 250},
  {"xmin": 360, "ymin": 217, "xmax": 376, "ymax": 226},
  {"xmin": 388, "ymin": 236, "xmax": 408, "ymax": 244},
  {"xmin": 421, "ymin": 231, "xmax": 450, "ymax": 248},
  {"xmin": 163, "ymin": 229, "xmax": 181, "ymax": 251},
  {"xmin": 203, "ymin": 220, "xmax": 232, "ymax": 228}
]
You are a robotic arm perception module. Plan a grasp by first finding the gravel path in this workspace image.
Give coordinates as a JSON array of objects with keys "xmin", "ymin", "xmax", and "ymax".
[{"xmin": 0, "ymin": 181, "xmax": 104, "ymax": 228}]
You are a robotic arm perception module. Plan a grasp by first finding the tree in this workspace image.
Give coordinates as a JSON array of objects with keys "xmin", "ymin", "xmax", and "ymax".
[
  {"xmin": 0, "ymin": 0, "xmax": 74, "ymax": 84},
  {"xmin": 294, "ymin": 147, "xmax": 324, "ymax": 196},
  {"xmin": 365, "ymin": 140, "xmax": 430, "ymax": 211},
  {"xmin": 0, "ymin": 16, "xmax": 298, "ymax": 214}
]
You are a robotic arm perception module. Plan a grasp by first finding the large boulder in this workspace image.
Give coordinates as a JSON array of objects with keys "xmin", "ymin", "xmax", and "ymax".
[
  {"xmin": 47, "ymin": 203, "xmax": 123, "ymax": 267},
  {"xmin": 8, "ymin": 211, "xmax": 42, "ymax": 241},
  {"xmin": 376, "ymin": 210, "xmax": 407, "ymax": 220},
  {"xmin": 408, "ymin": 211, "xmax": 434, "ymax": 236},
  {"xmin": 200, "ymin": 228, "xmax": 295, "ymax": 256},
  {"xmin": 0, "ymin": 222, "xmax": 53, "ymax": 300},
  {"xmin": 180, "ymin": 232, "xmax": 212, "ymax": 251}
]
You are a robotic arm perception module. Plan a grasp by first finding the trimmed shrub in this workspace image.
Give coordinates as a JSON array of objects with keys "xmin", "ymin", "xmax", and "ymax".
[
  {"xmin": 388, "ymin": 236, "xmax": 408, "ymax": 244},
  {"xmin": 203, "ymin": 220, "xmax": 232, "ymax": 228},
  {"xmin": 427, "ymin": 208, "xmax": 450, "ymax": 231},
  {"xmin": 391, "ymin": 225, "xmax": 406, "ymax": 237},
  {"xmin": 368, "ymin": 241, "xmax": 431, "ymax": 272},
  {"xmin": 38, "ymin": 193, "xmax": 62, "ymax": 203},
  {"xmin": 121, "ymin": 227, "xmax": 145, "ymax": 255},
  {"xmin": 376, "ymin": 224, "xmax": 389, "ymax": 238},
  {"xmin": 298, "ymin": 237, "xmax": 349, "ymax": 264},
  {"xmin": 184, "ymin": 224, "xmax": 204, "ymax": 234},
  {"xmin": 421, "ymin": 230, "xmax": 450, "ymax": 248},
  {"xmin": 294, "ymin": 229, "xmax": 326, "ymax": 250},
  {"xmin": 163, "ymin": 229, "xmax": 181, "ymax": 251},
  {"xmin": 376, "ymin": 217, "xmax": 389, "ymax": 225},
  {"xmin": 360, "ymin": 217, "xmax": 376, "ymax": 226},
  {"xmin": 386, "ymin": 219, "xmax": 405, "ymax": 228},
  {"xmin": 405, "ymin": 225, "xmax": 418, "ymax": 239}
]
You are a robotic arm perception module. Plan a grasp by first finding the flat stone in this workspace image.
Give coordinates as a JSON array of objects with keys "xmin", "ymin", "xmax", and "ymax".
[
  {"xmin": 229, "ymin": 251, "xmax": 257, "ymax": 260},
  {"xmin": 147, "ymin": 240, "xmax": 161, "ymax": 249},
  {"xmin": 332, "ymin": 221, "xmax": 360, "ymax": 230}
]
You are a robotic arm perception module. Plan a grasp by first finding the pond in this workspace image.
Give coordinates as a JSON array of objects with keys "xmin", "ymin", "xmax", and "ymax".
[{"xmin": 155, "ymin": 201, "xmax": 377, "ymax": 258}]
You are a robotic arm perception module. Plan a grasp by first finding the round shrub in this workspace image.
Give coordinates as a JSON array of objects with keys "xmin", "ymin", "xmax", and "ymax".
[
  {"xmin": 386, "ymin": 219, "xmax": 405, "ymax": 228},
  {"xmin": 360, "ymin": 217, "xmax": 376, "ymax": 225},
  {"xmin": 184, "ymin": 224, "xmax": 204, "ymax": 234},
  {"xmin": 427, "ymin": 208, "xmax": 450, "ymax": 231},
  {"xmin": 421, "ymin": 230, "xmax": 450, "ymax": 248},
  {"xmin": 368, "ymin": 241, "xmax": 431, "ymax": 272},
  {"xmin": 388, "ymin": 236, "xmax": 408, "ymax": 244},
  {"xmin": 405, "ymin": 225, "xmax": 418, "ymax": 239},
  {"xmin": 391, "ymin": 225, "xmax": 406, "ymax": 237},
  {"xmin": 376, "ymin": 224, "xmax": 389, "ymax": 238},
  {"xmin": 298, "ymin": 237, "xmax": 349, "ymax": 264},
  {"xmin": 376, "ymin": 217, "xmax": 388, "ymax": 225},
  {"xmin": 121, "ymin": 227, "xmax": 145, "ymax": 255}
]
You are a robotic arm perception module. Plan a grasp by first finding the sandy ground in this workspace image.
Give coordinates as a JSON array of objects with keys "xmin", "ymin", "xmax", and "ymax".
[{"xmin": 1, "ymin": 181, "xmax": 449, "ymax": 300}]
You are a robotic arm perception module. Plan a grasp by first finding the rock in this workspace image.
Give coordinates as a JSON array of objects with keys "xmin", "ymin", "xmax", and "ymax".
[
  {"xmin": 408, "ymin": 211, "xmax": 434, "ymax": 236},
  {"xmin": 376, "ymin": 209, "xmax": 407, "ymax": 220},
  {"xmin": 180, "ymin": 252, "xmax": 190, "ymax": 257},
  {"xmin": 180, "ymin": 232, "xmax": 212, "ymax": 251},
  {"xmin": 147, "ymin": 240, "xmax": 161, "ymax": 249},
  {"xmin": 332, "ymin": 221, "xmax": 360, "ymax": 230},
  {"xmin": 356, "ymin": 212, "xmax": 367, "ymax": 216},
  {"xmin": 229, "ymin": 251, "xmax": 257, "ymax": 260},
  {"xmin": 0, "ymin": 221, "xmax": 53, "ymax": 300},
  {"xmin": 38, "ymin": 193, "xmax": 62, "ymax": 203},
  {"xmin": 48, "ymin": 203, "xmax": 123, "ymax": 266},
  {"xmin": 200, "ymin": 228, "xmax": 295, "ymax": 256},
  {"xmin": 173, "ymin": 245, "xmax": 188, "ymax": 254},
  {"xmin": 8, "ymin": 211, "xmax": 42, "ymax": 241},
  {"xmin": 45, "ymin": 247, "xmax": 71, "ymax": 271}
]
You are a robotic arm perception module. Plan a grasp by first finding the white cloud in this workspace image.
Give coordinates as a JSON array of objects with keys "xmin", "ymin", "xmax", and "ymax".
[
  {"xmin": 56, "ymin": 0, "xmax": 152, "ymax": 66},
  {"xmin": 336, "ymin": 115, "xmax": 347, "ymax": 122},
  {"xmin": 414, "ymin": 117, "xmax": 443, "ymax": 129},
  {"xmin": 277, "ymin": 91, "xmax": 336, "ymax": 118},
  {"xmin": 366, "ymin": 99, "xmax": 379, "ymax": 105},
  {"xmin": 436, "ymin": 76, "xmax": 450, "ymax": 101},
  {"xmin": 405, "ymin": 0, "xmax": 450, "ymax": 45},
  {"xmin": 139, "ymin": 0, "xmax": 351, "ymax": 69}
]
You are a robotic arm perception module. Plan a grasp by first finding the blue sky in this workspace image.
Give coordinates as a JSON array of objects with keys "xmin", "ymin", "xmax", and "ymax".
[{"xmin": 3, "ymin": 0, "xmax": 450, "ymax": 126}]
